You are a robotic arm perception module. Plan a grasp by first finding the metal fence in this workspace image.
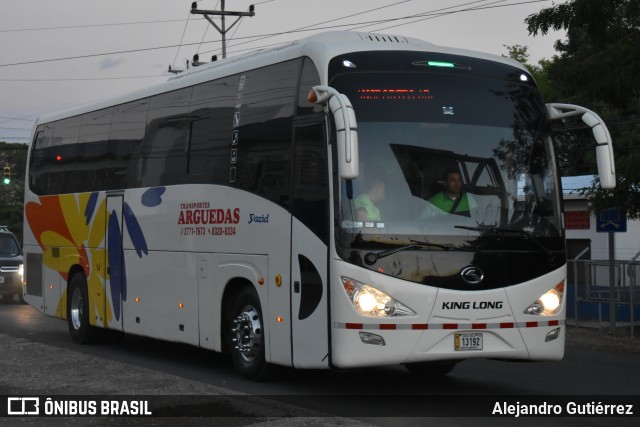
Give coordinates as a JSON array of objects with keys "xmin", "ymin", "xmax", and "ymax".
[{"xmin": 567, "ymin": 259, "xmax": 640, "ymax": 338}]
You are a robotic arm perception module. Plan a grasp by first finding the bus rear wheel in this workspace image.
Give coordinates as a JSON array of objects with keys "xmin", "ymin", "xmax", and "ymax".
[
  {"xmin": 226, "ymin": 286, "xmax": 275, "ymax": 381},
  {"xmin": 67, "ymin": 273, "xmax": 103, "ymax": 344}
]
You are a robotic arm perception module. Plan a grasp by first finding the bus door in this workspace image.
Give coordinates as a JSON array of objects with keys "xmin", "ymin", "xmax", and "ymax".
[
  {"xmin": 105, "ymin": 194, "xmax": 124, "ymax": 331},
  {"xmin": 290, "ymin": 123, "xmax": 330, "ymax": 368}
]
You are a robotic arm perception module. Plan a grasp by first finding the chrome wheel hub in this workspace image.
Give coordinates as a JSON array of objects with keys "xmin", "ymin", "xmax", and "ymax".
[
  {"xmin": 231, "ymin": 305, "xmax": 262, "ymax": 362},
  {"xmin": 70, "ymin": 288, "xmax": 83, "ymax": 331}
]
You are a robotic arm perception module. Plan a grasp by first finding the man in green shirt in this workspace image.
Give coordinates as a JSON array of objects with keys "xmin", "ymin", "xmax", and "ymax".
[
  {"xmin": 354, "ymin": 179, "xmax": 385, "ymax": 221},
  {"xmin": 421, "ymin": 169, "xmax": 476, "ymax": 218}
]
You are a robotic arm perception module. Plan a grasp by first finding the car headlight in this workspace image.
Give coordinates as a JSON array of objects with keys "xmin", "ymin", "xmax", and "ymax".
[
  {"xmin": 524, "ymin": 282, "xmax": 564, "ymax": 316},
  {"xmin": 18, "ymin": 263, "xmax": 24, "ymax": 278},
  {"xmin": 341, "ymin": 277, "xmax": 415, "ymax": 317}
]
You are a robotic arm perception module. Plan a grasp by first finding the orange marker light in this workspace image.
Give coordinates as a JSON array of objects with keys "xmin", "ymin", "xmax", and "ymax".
[
  {"xmin": 258, "ymin": 277, "xmax": 265, "ymax": 285},
  {"xmin": 307, "ymin": 89, "xmax": 317, "ymax": 104},
  {"xmin": 275, "ymin": 274, "xmax": 282, "ymax": 287},
  {"xmin": 135, "ymin": 297, "xmax": 140, "ymax": 303},
  {"xmin": 178, "ymin": 303, "xmax": 184, "ymax": 309},
  {"xmin": 277, "ymin": 316, "xmax": 283, "ymax": 323}
]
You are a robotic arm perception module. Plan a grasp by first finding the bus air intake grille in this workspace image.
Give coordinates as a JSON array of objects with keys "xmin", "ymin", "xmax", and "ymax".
[{"xmin": 359, "ymin": 33, "xmax": 408, "ymax": 44}]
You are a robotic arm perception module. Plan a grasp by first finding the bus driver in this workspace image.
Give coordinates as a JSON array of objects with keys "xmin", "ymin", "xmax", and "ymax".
[{"xmin": 421, "ymin": 169, "xmax": 476, "ymax": 218}]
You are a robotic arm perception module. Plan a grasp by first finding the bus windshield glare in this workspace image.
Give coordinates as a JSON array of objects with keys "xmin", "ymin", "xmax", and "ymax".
[{"xmin": 331, "ymin": 60, "xmax": 563, "ymax": 283}]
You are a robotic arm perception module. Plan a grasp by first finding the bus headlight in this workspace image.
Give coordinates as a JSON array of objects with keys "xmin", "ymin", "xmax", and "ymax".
[
  {"xmin": 524, "ymin": 282, "xmax": 564, "ymax": 316},
  {"xmin": 341, "ymin": 277, "xmax": 415, "ymax": 317}
]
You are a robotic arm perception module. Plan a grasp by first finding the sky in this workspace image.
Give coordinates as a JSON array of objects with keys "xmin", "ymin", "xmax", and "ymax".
[{"xmin": 0, "ymin": 0, "xmax": 569, "ymax": 144}]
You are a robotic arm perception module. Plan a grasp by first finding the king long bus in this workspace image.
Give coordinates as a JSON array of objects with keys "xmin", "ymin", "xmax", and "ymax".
[{"xmin": 22, "ymin": 31, "xmax": 615, "ymax": 380}]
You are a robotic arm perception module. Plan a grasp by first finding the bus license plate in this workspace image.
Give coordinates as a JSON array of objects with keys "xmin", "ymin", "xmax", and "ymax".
[{"xmin": 454, "ymin": 332, "xmax": 483, "ymax": 351}]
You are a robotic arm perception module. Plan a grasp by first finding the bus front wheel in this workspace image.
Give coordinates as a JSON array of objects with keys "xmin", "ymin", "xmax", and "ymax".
[
  {"xmin": 67, "ymin": 273, "xmax": 103, "ymax": 344},
  {"xmin": 226, "ymin": 286, "xmax": 275, "ymax": 381}
]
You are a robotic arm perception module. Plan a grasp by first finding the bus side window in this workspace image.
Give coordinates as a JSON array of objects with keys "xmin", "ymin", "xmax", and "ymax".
[
  {"xmin": 111, "ymin": 99, "xmax": 149, "ymax": 190},
  {"xmin": 139, "ymin": 87, "xmax": 192, "ymax": 187},
  {"xmin": 188, "ymin": 75, "xmax": 238, "ymax": 185},
  {"xmin": 234, "ymin": 59, "xmax": 300, "ymax": 208},
  {"xmin": 78, "ymin": 107, "xmax": 112, "ymax": 192}
]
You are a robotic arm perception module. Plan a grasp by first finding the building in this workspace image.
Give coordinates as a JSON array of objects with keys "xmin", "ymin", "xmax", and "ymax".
[{"xmin": 562, "ymin": 175, "xmax": 640, "ymax": 261}]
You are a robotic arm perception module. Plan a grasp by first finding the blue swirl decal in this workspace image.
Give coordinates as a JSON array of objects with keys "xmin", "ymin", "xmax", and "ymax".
[
  {"xmin": 124, "ymin": 202, "xmax": 148, "ymax": 258},
  {"xmin": 141, "ymin": 186, "xmax": 166, "ymax": 207},
  {"xmin": 107, "ymin": 211, "xmax": 126, "ymax": 320},
  {"xmin": 84, "ymin": 192, "xmax": 99, "ymax": 225}
]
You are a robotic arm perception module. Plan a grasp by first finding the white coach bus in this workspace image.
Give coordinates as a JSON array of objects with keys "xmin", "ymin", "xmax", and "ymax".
[{"xmin": 23, "ymin": 31, "xmax": 615, "ymax": 380}]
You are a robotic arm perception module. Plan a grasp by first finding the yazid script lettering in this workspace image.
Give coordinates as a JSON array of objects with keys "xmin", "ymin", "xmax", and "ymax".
[{"xmin": 178, "ymin": 203, "xmax": 240, "ymax": 225}]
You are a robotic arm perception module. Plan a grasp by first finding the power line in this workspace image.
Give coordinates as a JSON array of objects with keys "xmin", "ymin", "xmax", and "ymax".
[
  {"xmin": 360, "ymin": 0, "xmax": 509, "ymax": 33},
  {"xmin": 199, "ymin": 0, "xmax": 552, "ymax": 56},
  {"xmin": 172, "ymin": 11, "xmax": 194, "ymax": 68},
  {"xmin": 204, "ymin": 0, "xmax": 419, "ymax": 55},
  {"xmin": 0, "ymin": 0, "xmax": 551, "ymax": 68},
  {"xmin": 0, "ymin": 126, "xmax": 32, "ymax": 131},
  {"xmin": 0, "ymin": 18, "xmax": 199, "ymax": 33},
  {"xmin": 219, "ymin": 0, "xmax": 551, "ymax": 56},
  {"xmin": 0, "ymin": 116, "xmax": 35, "ymax": 122},
  {"xmin": 0, "ymin": 75, "xmax": 166, "ymax": 82}
]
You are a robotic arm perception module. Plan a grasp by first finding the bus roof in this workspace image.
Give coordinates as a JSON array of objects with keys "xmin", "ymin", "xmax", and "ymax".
[{"xmin": 32, "ymin": 31, "xmax": 526, "ymax": 129}]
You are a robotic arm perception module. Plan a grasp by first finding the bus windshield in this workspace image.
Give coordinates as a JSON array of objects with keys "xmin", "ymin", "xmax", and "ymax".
[{"xmin": 331, "ymin": 65, "xmax": 563, "ymax": 263}]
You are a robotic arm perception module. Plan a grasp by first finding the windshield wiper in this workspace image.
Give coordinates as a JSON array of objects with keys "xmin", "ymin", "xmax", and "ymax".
[
  {"xmin": 364, "ymin": 239, "xmax": 454, "ymax": 266},
  {"xmin": 454, "ymin": 225, "xmax": 556, "ymax": 263}
]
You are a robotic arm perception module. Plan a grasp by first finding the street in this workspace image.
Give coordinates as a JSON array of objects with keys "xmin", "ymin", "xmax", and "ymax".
[{"xmin": 0, "ymin": 300, "xmax": 638, "ymax": 425}]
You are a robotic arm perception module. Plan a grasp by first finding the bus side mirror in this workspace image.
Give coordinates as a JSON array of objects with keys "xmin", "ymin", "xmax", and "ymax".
[
  {"xmin": 546, "ymin": 103, "xmax": 616, "ymax": 189},
  {"xmin": 309, "ymin": 86, "xmax": 359, "ymax": 179}
]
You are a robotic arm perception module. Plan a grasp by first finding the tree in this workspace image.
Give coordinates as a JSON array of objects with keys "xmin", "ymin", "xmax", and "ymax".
[
  {"xmin": 526, "ymin": 0, "xmax": 640, "ymax": 218},
  {"xmin": 0, "ymin": 142, "xmax": 27, "ymax": 240},
  {"xmin": 503, "ymin": 44, "xmax": 558, "ymax": 102}
]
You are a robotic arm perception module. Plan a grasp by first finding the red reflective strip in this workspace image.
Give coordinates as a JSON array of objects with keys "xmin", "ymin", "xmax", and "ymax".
[
  {"xmin": 548, "ymin": 320, "xmax": 559, "ymax": 326},
  {"xmin": 345, "ymin": 323, "xmax": 363, "ymax": 330},
  {"xmin": 500, "ymin": 322, "xmax": 515, "ymax": 328},
  {"xmin": 380, "ymin": 324, "xmax": 396, "ymax": 330},
  {"xmin": 412, "ymin": 324, "xmax": 428, "ymax": 330},
  {"xmin": 443, "ymin": 323, "xmax": 458, "ymax": 329},
  {"xmin": 472, "ymin": 323, "xmax": 487, "ymax": 329},
  {"xmin": 526, "ymin": 321, "xmax": 538, "ymax": 328}
]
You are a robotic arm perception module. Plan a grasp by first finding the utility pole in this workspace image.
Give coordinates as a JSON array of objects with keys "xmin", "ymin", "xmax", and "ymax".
[{"xmin": 190, "ymin": 1, "xmax": 255, "ymax": 59}]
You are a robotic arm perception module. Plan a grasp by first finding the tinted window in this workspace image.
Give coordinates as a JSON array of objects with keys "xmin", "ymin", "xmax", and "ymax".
[
  {"xmin": 30, "ymin": 117, "xmax": 82, "ymax": 195},
  {"xmin": 77, "ymin": 108, "xmax": 112, "ymax": 191},
  {"xmin": 134, "ymin": 88, "xmax": 192, "ymax": 187},
  {"xmin": 109, "ymin": 99, "xmax": 149, "ymax": 190},
  {"xmin": 30, "ymin": 126, "xmax": 52, "ymax": 194},
  {"xmin": 292, "ymin": 124, "xmax": 328, "ymax": 243},
  {"xmin": 297, "ymin": 57, "xmax": 323, "ymax": 116},
  {"xmin": 54, "ymin": 117, "xmax": 82, "ymax": 193},
  {"xmin": 29, "ymin": 59, "xmax": 310, "ymax": 197},
  {"xmin": 234, "ymin": 60, "xmax": 299, "ymax": 207},
  {"xmin": 188, "ymin": 76, "xmax": 238, "ymax": 184},
  {"xmin": 0, "ymin": 234, "xmax": 20, "ymax": 255}
]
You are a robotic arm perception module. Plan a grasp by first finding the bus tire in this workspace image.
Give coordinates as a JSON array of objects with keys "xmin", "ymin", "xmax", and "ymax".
[
  {"xmin": 67, "ymin": 273, "xmax": 103, "ymax": 344},
  {"xmin": 226, "ymin": 286, "xmax": 275, "ymax": 381},
  {"xmin": 404, "ymin": 361, "xmax": 458, "ymax": 378}
]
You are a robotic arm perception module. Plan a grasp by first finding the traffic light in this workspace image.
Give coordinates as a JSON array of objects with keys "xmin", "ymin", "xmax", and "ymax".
[{"xmin": 3, "ymin": 166, "xmax": 10, "ymax": 185}]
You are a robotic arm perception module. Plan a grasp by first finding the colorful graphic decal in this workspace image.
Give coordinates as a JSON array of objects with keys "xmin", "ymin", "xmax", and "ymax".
[
  {"xmin": 26, "ymin": 193, "xmax": 110, "ymax": 324},
  {"xmin": 25, "ymin": 187, "xmax": 163, "ymax": 324}
]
